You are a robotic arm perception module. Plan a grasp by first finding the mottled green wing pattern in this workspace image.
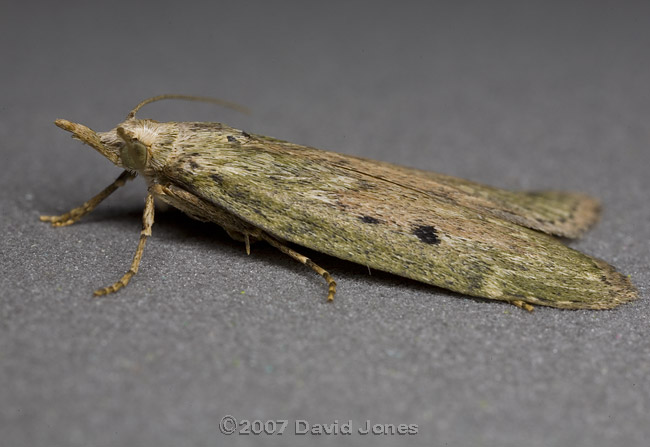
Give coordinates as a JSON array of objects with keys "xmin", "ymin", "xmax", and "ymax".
[
  {"xmin": 251, "ymin": 134, "xmax": 601, "ymax": 238},
  {"xmin": 159, "ymin": 124, "xmax": 636, "ymax": 309},
  {"xmin": 364, "ymin": 160, "xmax": 601, "ymax": 238}
]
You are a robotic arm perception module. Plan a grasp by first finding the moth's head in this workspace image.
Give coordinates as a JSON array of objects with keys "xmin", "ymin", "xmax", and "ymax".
[
  {"xmin": 55, "ymin": 95, "xmax": 246, "ymax": 172},
  {"xmin": 54, "ymin": 118, "xmax": 165, "ymax": 172}
]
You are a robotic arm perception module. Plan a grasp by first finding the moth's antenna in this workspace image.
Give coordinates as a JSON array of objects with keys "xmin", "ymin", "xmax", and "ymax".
[{"xmin": 127, "ymin": 94, "xmax": 250, "ymax": 119}]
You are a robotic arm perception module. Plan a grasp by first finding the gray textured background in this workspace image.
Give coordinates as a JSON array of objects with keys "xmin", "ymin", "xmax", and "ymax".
[{"xmin": 2, "ymin": 1, "xmax": 649, "ymax": 446}]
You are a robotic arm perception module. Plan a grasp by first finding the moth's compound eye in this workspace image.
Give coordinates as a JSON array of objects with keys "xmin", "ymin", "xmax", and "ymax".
[{"xmin": 120, "ymin": 139, "xmax": 148, "ymax": 170}]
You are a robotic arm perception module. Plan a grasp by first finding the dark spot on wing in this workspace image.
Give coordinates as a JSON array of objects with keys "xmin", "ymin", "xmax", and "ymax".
[
  {"xmin": 241, "ymin": 131, "xmax": 251, "ymax": 138},
  {"xmin": 227, "ymin": 135, "xmax": 237, "ymax": 143},
  {"xmin": 189, "ymin": 160, "xmax": 200, "ymax": 170},
  {"xmin": 335, "ymin": 199, "xmax": 349, "ymax": 211},
  {"xmin": 210, "ymin": 173, "xmax": 224, "ymax": 185},
  {"xmin": 190, "ymin": 122, "xmax": 223, "ymax": 130},
  {"xmin": 251, "ymin": 207, "xmax": 265, "ymax": 217},
  {"xmin": 356, "ymin": 179, "xmax": 376, "ymax": 191},
  {"xmin": 360, "ymin": 215, "xmax": 381, "ymax": 224},
  {"xmin": 412, "ymin": 225, "xmax": 440, "ymax": 245},
  {"xmin": 466, "ymin": 273, "xmax": 484, "ymax": 292},
  {"xmin": 283, "ymin": 224, "xmax": 297, "ymax": 235},
  {"xmin": 231, "ymin": 189, "xmax": 248, "ymax": 201}
]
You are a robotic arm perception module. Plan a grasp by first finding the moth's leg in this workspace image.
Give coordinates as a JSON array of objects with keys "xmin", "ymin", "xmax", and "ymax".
[
  {"xmin": 150, "ymin": 183, "xmax": 336, "ymax": 300},
  {"xmin": 244, "ymin": 234, "xmax": 251, "ymax": 255},
  {"xmin": 260, "ymin": 233, "xmax": 337, "ymax": 302},
  {"xmin": 151, "ymin": 183, "xmax": 256, "ymax": 254},
  {"xmin": 94, "ymin": 192, "xmax": 155, "ymax": 296},
  {"xmin": 224, "ymin": 228, "xmax": 251, "ymax": 254},
  {"xmin": 40, "ymin": 170, "xmax": 136, "ymax": 227},
  {"xmin": 512, "ymin": 299, "xmax": 534, "ymax": 312}
]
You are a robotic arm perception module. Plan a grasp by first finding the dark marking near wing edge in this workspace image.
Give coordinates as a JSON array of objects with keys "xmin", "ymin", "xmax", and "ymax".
[
  {"xmin": 356, "ymin": 179, "xmax": 376, "ymax": 191},
  {"xmin": 360, "ymin": 215, "xmax": 382, "ymax": 224},
  {"xmin": 227, "ymin": 135, "xmax": 237, "ymax": 143},
  {"xmin": 251, "ymin": 206, "xmax": 265, "ymax": 217},
  {"xmin": 412, "ymin": 225, "xmax": 440, "ymax": 245},
  {"xmin": 210, "ymin": 173, "xmax": 224, "ymax": 185},
  {"xmin": 335, "ymin": 199, "xmax": 349, "ymax": 211},
  {"xmin": 241, "ymin": 131, "xmax": 251, "ymax": 138},
  {"xmin": 190, "ymin": 122, "xmax": 223, "ymax": 130}
]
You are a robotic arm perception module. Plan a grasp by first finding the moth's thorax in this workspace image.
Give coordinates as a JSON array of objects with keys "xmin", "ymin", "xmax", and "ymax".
[{"xmin": 157, "ymin": 121, "xmax": 252, "ymax": 174}]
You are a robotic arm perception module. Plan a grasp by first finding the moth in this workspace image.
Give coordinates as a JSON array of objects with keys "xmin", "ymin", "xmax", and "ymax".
[{"xmin": 41, "ymin": 95, "xmax": 638, "ymax": 310}]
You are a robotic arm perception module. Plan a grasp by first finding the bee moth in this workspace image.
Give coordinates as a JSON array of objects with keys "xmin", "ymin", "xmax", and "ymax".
[{"xmin": 41, "ymin": 95, "xmax": 638, "ymax": 311}]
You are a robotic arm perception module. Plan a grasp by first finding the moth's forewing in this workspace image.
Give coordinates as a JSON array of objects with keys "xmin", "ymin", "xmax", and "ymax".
[
  {"xmin": 248, "ymin": 135, "xmax": 601, "ymax": 239},
  {"xmin": 157, "ymin": 124, "xmax": 636, "ymax": 310}
]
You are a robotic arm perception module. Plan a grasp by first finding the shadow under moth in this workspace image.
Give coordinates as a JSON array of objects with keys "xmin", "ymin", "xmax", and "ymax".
[{"xmin": 41, "ymin": 95, "xmax": 638, "ymax": 311}]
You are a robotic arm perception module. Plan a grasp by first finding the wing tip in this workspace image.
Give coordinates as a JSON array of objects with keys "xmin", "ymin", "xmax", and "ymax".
[
  {"xmin": 590, "ymin": 258, "xmax": 639, "ymax": 309},
  {"xmin": 563, "ymin": 192, "xmax": 601, "ymax": 238},
  {"xmin": 520, "ymin": 190, "xmax": 602, "ymax": 238}
]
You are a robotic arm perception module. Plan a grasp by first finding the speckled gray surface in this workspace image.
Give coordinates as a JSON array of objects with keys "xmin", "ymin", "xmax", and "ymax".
[{"xmin": 2, "ymin": 1, "xmax": 649, "ymax": 446}]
